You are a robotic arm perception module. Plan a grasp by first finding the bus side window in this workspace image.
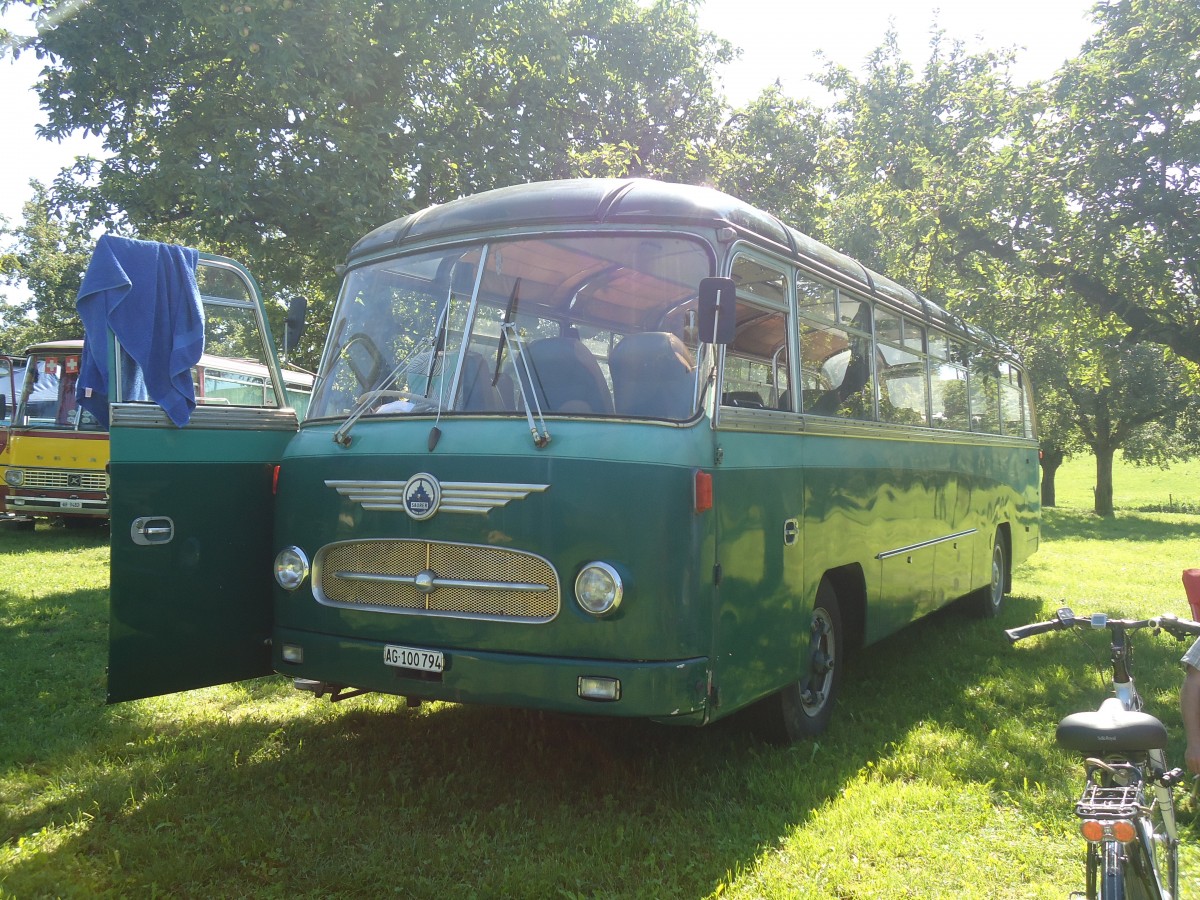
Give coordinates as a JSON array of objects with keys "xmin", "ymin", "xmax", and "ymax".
[
  {"xmin": 798, "ymin": 278, "xmax": 874, "ymax": 420},
  {"xmin": 999, "ymin": 363, "xmax": 1026, "ymax": 436},
  {"xmin": 875, "ymin": 310, "xmax": 929, "ymax": 427},
  {"xmin": 969, "ymin": 353, "xmax": 1002, "ymax": 434},
  {"xmin": 930, "ymin": 333, "xmax": 969, "ymax": 430},
  {"xmin": 722, "ymin": 256, "xmax": 791, "ymax": 411}
]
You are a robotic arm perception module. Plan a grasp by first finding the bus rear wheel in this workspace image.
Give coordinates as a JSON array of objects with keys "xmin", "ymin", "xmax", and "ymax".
[
  {"xmin": 756, "ymin": 579, "xmax": 843, "ymax": 743},
  {"xmin": 967, "ymin": 531, "xmax": 1007, "ymax": 619}
]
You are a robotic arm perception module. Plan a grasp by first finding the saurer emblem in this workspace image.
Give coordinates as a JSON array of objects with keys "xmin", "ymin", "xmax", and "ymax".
[{"xmin": 326, "ymin": 476, "xmax": 549, "ymax": 521}]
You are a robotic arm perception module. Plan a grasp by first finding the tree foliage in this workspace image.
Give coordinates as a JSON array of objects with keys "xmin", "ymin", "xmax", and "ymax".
[
  {"xmin": 943, "ymin": 0, "xmax": 1200, "ymax": 368},
  {"xmin": 0, "ymin": 181, "xmax": 93, "ymax": 349},
  {"xmin": 710, "ymin": 85, "xmax": 826, "ymax": 235},
  {"xmin": 805, "ymin": 15, "xmax": 1200, "ymax": 514},
  {"xmin": 6, "ymin": 0, "xmax": 730, "ymax": 316}
]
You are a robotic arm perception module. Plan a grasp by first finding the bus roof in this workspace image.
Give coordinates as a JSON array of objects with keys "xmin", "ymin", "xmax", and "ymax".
[
  {"xmin": 21, "ymin": 339, "xmax": 84, "ymax": 355},
  {"xmin": 197, "ymin": 353, "xmax": 314, "ymax": 388},
  {"xmin": 347, "ymin": 179, "xmax": 1010, "ymax": 356}
]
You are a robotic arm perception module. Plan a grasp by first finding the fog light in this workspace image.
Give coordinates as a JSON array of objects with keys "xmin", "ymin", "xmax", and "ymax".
[
  {"xmin": 281, "ymin": 643, "xmax": 305, "ymax": 664},
  {"xmin": 578, "ymin": 676, "xmax": 621, "ymax": 701},
  {"xmin": 575, "ymin": 562, "xmax": 623, "ymax": 616},
  {"xmin": 274, "ymin": 546, "xmax": 310, "ymax": 590}
]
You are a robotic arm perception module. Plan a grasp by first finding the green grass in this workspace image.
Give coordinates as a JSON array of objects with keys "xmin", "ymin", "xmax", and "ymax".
[
  {"xmin": 2, "ymin": 456, "xmax": 1199, "ymax": 898},
  {"xmin": 1053, "ymin": 451, "xmax": 1200, "ymax": 513}
]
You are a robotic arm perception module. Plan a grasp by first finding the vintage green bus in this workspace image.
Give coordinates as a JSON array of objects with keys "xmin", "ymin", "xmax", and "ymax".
[{"xmin": 108, "ymin": 179, "xmax": 1038, "ymax": 740}]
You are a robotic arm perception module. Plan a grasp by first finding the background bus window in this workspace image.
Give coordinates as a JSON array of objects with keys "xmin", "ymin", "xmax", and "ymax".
[
  {"xmin": 929, "ymin": 331, "xmax": 970, "ymax": 430},
  {"xmin": 200, "ymin": 368, "xmax": 272, "ymax": 407},
  {"xmin": 875, "ymin": 309, "xmax": 929, "ymax": 426},
  {"xmin": 723, "ymin": 257, "xmax": 790, "ymax": 411},
  {"xmin": 798, "ymin": 280, "xmax": 874, "ymax": 420},
  {"xmin": 22, "ymin": 358, "xmax": 62, "ymax": 422}
]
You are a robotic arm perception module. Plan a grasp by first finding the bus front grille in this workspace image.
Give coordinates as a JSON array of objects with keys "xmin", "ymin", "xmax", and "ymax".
[
  {"xmin": 21, "ymin": 470, "xmax": 108, "ymax": 491},
  {"xmin": 313, "ymin": 539, "xmax": 560, "ymax": 623}
]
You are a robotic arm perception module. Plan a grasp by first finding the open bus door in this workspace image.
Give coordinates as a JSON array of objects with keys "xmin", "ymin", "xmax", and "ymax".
[{"xmin": 105, "ymin": 251, "xmax": 302, "ymax": 703}]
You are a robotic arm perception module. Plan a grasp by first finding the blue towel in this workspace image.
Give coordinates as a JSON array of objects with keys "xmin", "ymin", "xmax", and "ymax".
[{"xmin": 76, "ymin": 235, "xmax": 205, "ymax": 427}]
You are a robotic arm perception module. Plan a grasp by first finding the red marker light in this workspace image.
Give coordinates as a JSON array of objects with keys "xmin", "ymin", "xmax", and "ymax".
[
  {"xmin": 272, "ymin": 465, "xmax": 281, "ymax": 495},
  {"xmin": 694, "ymin": 470, "xmax": 713, "ymax": 513}
]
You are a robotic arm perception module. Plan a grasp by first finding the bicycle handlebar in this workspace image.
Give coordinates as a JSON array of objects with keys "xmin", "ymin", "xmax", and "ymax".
[{"xmin": 1005, "ymin": 608, "xmax": 1200, "ymax": 644}]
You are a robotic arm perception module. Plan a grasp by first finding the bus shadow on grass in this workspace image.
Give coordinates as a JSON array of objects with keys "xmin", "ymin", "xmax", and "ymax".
[{"xmin": 1, "ymin": 591, "xmax": 1146, "ymax": 897}]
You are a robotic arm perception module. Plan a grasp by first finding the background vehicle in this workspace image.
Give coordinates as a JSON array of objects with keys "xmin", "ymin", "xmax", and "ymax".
[
  {"xmin": 1007, "ymin": 609, "xmax": 1200, "ymax": 899},
  {"xmin": 3, "ymin": 338, "xmax": 311, "ymax": 527},
  {"xmin": 103, "ymin": 179, "xmax": 1039, "ymax": 740},
  {"xmin": 2, "ymin": 340, "xmax": 107, "ymax": 525},
  {"xmin": 0, "ymin": 354, "xmax": 26, "ymax": 522}
]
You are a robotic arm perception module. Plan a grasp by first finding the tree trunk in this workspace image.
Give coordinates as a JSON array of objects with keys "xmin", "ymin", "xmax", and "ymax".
[
  {"xmin": 1094, "ymin": 446, "xmax": 1116, "ymax": 517},
  {"xmin": 1040, "ymin": 447, "xmax": 1064, "ymax": 507}
]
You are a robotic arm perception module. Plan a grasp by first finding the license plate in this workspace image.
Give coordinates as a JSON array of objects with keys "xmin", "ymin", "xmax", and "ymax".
[
  {"xmin": 383, "ymin": 644, "xmax": 444, "ymax": 673},
  {"xmin": 61, "ymin": 499, "xmax": 83, "ymax": 509}
]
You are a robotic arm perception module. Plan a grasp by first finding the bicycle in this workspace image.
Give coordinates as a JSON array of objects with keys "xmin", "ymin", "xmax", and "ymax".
[{"xmin": 1006, "ymin": 607, "xmax": 1200, "ymax": 900}]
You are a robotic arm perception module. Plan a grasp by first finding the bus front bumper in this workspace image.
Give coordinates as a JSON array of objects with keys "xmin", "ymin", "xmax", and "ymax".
[
  {"xmin": 273, "ymin": 626, "xmax": 710, "ymax": 723},
  {"xmin": 7, "ymin": 492, "xmax": 108, "ymax": 517}
]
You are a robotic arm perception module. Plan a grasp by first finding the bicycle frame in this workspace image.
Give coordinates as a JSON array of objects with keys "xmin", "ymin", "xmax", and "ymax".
[{"xmin": 1007, "ymin": 609, "xmax": 1198, "ymax": 900}]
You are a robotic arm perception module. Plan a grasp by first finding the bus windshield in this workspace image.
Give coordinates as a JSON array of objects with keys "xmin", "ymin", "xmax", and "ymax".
[
  {"xmin": 310, "ymin": 235, "xmax": 711, "ymax": 422},
  {"xmin": 17, "ymin": 351, "xmax": 102, "ymax": 432}
]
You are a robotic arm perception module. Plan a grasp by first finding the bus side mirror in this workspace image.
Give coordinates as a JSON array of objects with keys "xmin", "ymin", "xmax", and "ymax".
[
  {"xmin": 283, "ymin": 295, "xmax": 308, "ymax": 354},
  {"xmin": 698, "ymin": 277, "xmax": 736, "ymax": 345}
]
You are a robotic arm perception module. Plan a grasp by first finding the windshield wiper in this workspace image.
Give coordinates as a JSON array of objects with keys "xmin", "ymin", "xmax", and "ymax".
[
  {"xmin": 492, "ymin": 277, "xmax": 520, "ymax": 388},
  {"xmin": 504, "ymin": 333, "xmax": 550, "ymax": 449},
  {"xmin": 488, "ymin": 277, "xmax": 549, "ymax": 448}
]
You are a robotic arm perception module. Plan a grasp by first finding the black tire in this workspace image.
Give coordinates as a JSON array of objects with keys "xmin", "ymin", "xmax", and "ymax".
[
  {"xmin": 967, "ymin": 531, "xmax": 1007, "ymax": 619},
  {"xmin": 754, "ymin": 579, "xmax": 844, "ymax": 743}
]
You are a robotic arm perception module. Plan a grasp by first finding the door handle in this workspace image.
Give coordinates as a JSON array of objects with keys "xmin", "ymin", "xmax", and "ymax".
[
  {"xmin": 131, "ymin": 516, "xmax": 175, "ymax": 546},
  {"xmin": 783, "ymin": 518, "xmax": 800, "ymax": 546}
]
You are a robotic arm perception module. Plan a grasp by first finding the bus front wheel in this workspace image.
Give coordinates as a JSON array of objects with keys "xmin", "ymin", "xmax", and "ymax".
[{"xmin": 756, "ymin": 580, "xmax": 844, "ymax": 743}]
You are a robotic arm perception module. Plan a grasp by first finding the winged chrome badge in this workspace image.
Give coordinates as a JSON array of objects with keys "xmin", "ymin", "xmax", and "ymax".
[{"xmin": 326, "ymin": 475, "xmax": 549, "ymax": 519}]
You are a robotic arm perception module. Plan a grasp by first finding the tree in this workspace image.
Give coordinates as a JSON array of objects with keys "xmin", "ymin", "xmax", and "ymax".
[
  {"xmin": 1059, "ymin": 337, "xmax": 1195, "ymax": 516},
  {"xmin": 809, "ymin": 25, "xmax": 1200, "ymax": 515},
  {"xmin": 4, "ymin": 0, "xmax": 731, "ymax": 336},
  {"xmin": 0, "ymin": 181, "xmax": 94, "ymax": 349},
  {"xmin": 710, "ymin": 85, "xmax": 827, "ymax": 236},
  {"xmin": 943, "ymin": 0, "xmax": 1200, "ymax": 366}
]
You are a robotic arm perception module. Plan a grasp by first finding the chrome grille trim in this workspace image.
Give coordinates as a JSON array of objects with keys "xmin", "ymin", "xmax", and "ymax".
[
  {"xmin": 313, "ymin": 539, "xmax": 560, "ymax": 623},
  {"xmin": 332, "ymin": 571, "xmax": 551, "ymax": 593},
  {"xmin": 21, "ymin": 470, "xmax": 108, "ymax": 491}
]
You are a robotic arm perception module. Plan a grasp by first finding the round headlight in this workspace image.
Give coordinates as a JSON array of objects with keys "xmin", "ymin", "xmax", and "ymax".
[
  {"xmin": 274, "ymin": 546, "xmax": 310, "ymax": 591},
  {"xmin": 575, "ymin": 562, "xmax": 623, "ymax": 616},
  {"xmin": 4, "ymin": 469, "xmax": 24, "ymax": 487}
]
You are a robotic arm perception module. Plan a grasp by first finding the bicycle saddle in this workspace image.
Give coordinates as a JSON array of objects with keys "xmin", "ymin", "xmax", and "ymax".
[{"xmin": 1056, "ymin": 698, "xmax": 1168, "ymax": 754}]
